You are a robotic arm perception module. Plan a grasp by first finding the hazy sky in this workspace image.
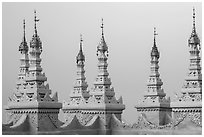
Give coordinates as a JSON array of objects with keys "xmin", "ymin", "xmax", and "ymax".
[{"xmin": 2, "ymin": 2, "xmax": 202, "ymax": 124}]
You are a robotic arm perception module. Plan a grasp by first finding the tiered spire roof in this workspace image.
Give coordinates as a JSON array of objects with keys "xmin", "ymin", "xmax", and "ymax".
[
  {"xmin": 69, "ymin": 34, "xmax": 89, "ymax": 102},
  {"xmin": 188, "ymin": 8, "xmax": 200, "ymax": 47},
  {"xmin": 97, "ymin": 18, "xmax": 108, "ymax": 55},
  {"xmin": 76, "ymin": 34, "xmax": 85, "ymax": 64},
  {"xmin": 12, "ymin": 19, "xmax": 30, "ymax": 102},
  {"xmin": 19, "ymin": 20, "xmax": 28, "ymax": 53},
  {"xmin": 30, "ymin": 10, "xmax": 42, "ymax": 52},
  {"xmin": 88, "ymin": 19, "xmax": 124, "ymax": 107},
  {"xmin": 151, "ymin": 27, "xmax": 159, "ymax": 59},
  {"xmin": 180, "ymin": 8, "xmax": 202, "ymax": 95},
  {"xmin": 135, "ymin": 27, "xmax": 170, "ymax": 112},
  {"xmin": 145, "ymin": 27, "xmax": 166, "ymax": 97},
  {"xmin": 8, "ymin": 10, "xmax": 59, "ymax": 104}
]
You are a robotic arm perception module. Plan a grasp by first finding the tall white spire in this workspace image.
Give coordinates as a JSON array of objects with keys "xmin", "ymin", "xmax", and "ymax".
[
  {"xmin": 69, "ymin": 34, "xmax": 89, "ymax": 102},
  {"xmin": 181, "ymin": 8, "xmax": 202, "ymax": 95},
  {"xmin": 145, "ymin": 27, "xmax": 166, "ymax": 97},
  {"xmin": 91, "ymin": 18, "xmax": 116, "ymax": 103},
  {"xmin": 13, "ymin": 19, "xmax": 30, "ymax": 101},
  {"xmin": 135, "ymin": 28, "xmax": 170, "ymax": 126}
]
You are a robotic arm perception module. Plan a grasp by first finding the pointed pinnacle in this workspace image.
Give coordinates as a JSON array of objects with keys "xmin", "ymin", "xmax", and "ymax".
[
  {"xmin": 23, "ymin": 19, "xmax": 26, "ymax": 41},
  {"xmin": 80, "ymin": 34, "xmax": 83, "ymax": 51},
  {"xmin": 101, "ymin": 18, "xmax": 104, "ymax": 36},
  {"xmin": 153, "ymin": 27, "xmax": 158, "ymax": 46},
  {"xmin": 34, "ymin": 10, "xmax": 40, "ymax": 35},
  {"xmin": 192, "ymin": 7, "xmax": 196, "ymax": 31}
]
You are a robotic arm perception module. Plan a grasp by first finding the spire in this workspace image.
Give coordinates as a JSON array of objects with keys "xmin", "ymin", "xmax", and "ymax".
[
  {"xmin": 189, "ymin": 7, "xmax": 200, "ymax": 48},
  {"xmin": 151, "ymin": 27, "xmax": 159, "ymax": 59},
  {"xmin": 97, "ymin": 18, "xmax": 108, "ymax": 54},
  {"xmin": 192, "ymin": 7, "xmax": 196, "ymax": 33},
  {"xmin": 153, "ymin": 27, "xmax": 158, "ymax": 47},
  {"xmin": 19, "ymin": 19, "xmax": 28, "ymax": 52},
  {"xmin": 30, "ymin": 10, "xmax": 42, "ymax": 50},
  {"xmin": 101, "ymin": 18, "xmax": 104, "ymax": 36},
  {"xmin": 34, "ymin": 10, "xmax": 40, "ymax": 36},
  {"xmin": 181, "ymin": 7, "xmax": 202, "ymax": 94},
  {"xmin": 144, "ymin": 27, "xmax": 165, "ymax": 98},
  {"xmin": 23, "ymin": 19, "xmax": 26, "ymax": 42},
  {"xmin": 69, "ymin": 34, "xmax": 89, "ymax": 101},
  {"xmin": 76, "ymin": 34, "xmax": 85, "ymax": 64},
  {"xmin": 80, "ymin": 34, "xmax": 83, "ymax": 51}
]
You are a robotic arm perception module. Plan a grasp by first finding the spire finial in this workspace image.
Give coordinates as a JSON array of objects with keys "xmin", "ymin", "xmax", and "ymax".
[
  {"xmin": 101, "ymin": 18, "xmax": 104, "ymax": 36},
  {"xmin": 193, "ymin": 7, "xmax": 196, "ymax": 31},
  {"xmin": 34, "ymin": 10, "xmax": 40, "ymax": 35},
  {"xmin": 154, "ymin": 27, "xmax": 158, "ymax": 46},
  {"xmin": 80, "ymin": 34, "xmax": 83, "ymax": 51},
  {"xmin": 23, "ymin": 19, "xmax": 26, "ymax": 41}
]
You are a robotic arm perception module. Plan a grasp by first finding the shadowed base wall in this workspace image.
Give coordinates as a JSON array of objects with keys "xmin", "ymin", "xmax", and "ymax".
[{"xmin": 138, "ymin": 108, "xmax": 172, "ymax": 125}]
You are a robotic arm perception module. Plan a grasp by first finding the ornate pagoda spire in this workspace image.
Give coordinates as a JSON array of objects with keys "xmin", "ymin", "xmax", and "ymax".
[
  {"xmin": 29, "ymin": 10, "xmax": 43, "ymax": 72},
  {"xmin": 96, "ymin": 18, "xmax": 108, "ymax": 55},
  {"xmin": 24, "ymin": 10, "xmax": 55, "ymax": 102},
  {"xmin": 76, "ymin": 34, "xmax": 85, "ymax": 64},
  {"xmin": 181, "ymin": 7, "xmax": 202, "ymax": 95},
  {"xmin": 135, "ymin": 28, "xmax": 170, "ymax": 126},
  {"xmin": 69, "ymin": 34, "xmax": 89, "ymax": 102},
  {"xmin": 89, "ymin": 18, "xmax": 124, "ymax": 107},
  {"xmin": 146, "ymin": 27, "xmax": 166, "ymax": 97},
  {"xmin": 188, "ymin": 8, "xmax": 200, "ymax": 48},
  {"xmin": 5, "ymin": 11, "xmax": 62, "ymax": 131},
  {"xmin": 34, "ymin": 10, "xmax": 39, "ymax": 36},
  {"xmin": 13, "ymin": 19, "xmax": 30, "ymax": 101},
  {"xmin": 30, "ymin": 10, "xmax": 42, "ymax": 52},
  {"xmin": 171, "ymin": 8, "xmax": 202, "ymax": 127},
  {"xmin": 62, "ymin": 19, "xmax": 125, "ymax": 126},
  {"xmin": 19, "ymin": 19, "xmax": 28, "ymax": 53},
  {"xmin": 91, "ymin": 18, "xmax": 116, "ymax": 103}
]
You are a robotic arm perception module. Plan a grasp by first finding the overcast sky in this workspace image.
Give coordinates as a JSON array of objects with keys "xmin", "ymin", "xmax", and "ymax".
[{"xmin": 2, "ymin": 2, "xmax": 202, "ymax": 124}]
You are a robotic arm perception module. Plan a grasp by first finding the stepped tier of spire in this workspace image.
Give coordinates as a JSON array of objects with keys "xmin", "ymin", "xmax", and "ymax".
[
  {"xmin": 182, "ymin": 8, "xmax": 202, "ymax": 95},
  {"xmin": 145, "ymin": 27, "xmax": 166, "ymax": 98},
  {"xmin": 16, "ymin": 19, "xmax": 29, "ymax": 99},
  {"xmin": 89, "ymin": 18, "xmax": 119, "ymax": 104},
  {"xmin": 69, "ymin": 34, "xmax": 89, "ymax": 103}
]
